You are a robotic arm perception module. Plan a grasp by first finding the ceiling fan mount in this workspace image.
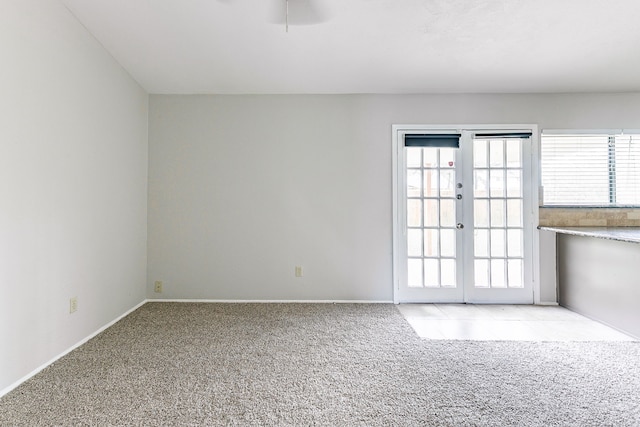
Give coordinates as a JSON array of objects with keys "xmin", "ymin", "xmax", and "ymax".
[
  {"xmin": 273, "ymin": 0, "xmax": 330, "ymax": 32},
  {"xmin": 217, "ymin": 0, "xmax": 330, "ymax": 32}
]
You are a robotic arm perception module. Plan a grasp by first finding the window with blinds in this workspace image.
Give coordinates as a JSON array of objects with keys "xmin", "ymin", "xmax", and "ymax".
[{"xmin": 541, "ymin": 133, "xmax": 640, "ymax": 206}]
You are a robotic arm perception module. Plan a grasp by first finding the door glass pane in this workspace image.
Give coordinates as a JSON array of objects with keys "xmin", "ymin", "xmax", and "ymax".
[
  {"xmin": 490, "ymin": 199, "xmax": 505, "ymax": 227},
  {"xmin": 441, "ymin": 259, "xmax": 456, "ymax": 287},
  {"xmin": 407, "ymin": 148, "xmax": 421, "ymax": 167},
  {"xmin": 491, "ymin": 259, "xmax": 507, "ymax": 288},
  {"xmin": 440, "ymin": 170, "xmax": 455, "ymax": 197},
  {"xmin": 423, "ymin": 149, "xmax": 438, "ymax": 167},
  {"xmin": 424, "ymin": 200, "xmax": 439, "ymax": 226},
  {"xmin": 424, "ymin": 229, "xmax": 439, "ymax": 257},
  {"xmin": 407, "ymin": 229, "xmax": 422, "ymax": 257},
  {"xmin": 490, "ymin": 140, "xmax": 504, "ymax": 167},
  {"xmin": 407, "ymin": 199, "xmax": 421, "ymax": 227},
  {"xmin": 474, "ymin": 259, "xmax": 490, "ymax": 287},
  {"xmin": 407, "ymin": 169, "xmax": 422, "ymax": 198},
  {"xmin": 474, "ymin": 200, "xmax": 489, "ymax": 227},
  {"xmin": 440, "ymin": 200, "xmax": 455, "ymax": 227},
  {"xmin": 474, "ymin": 170, "xmax": 488, "ymax": 198},
  {"xmin": 408, "ymin": 259, "xmax": 423, "ymax": 287},
  {"xmin": 474, "ymin": 140, "xmax": 487, "ymax": 168},
  {"xmin": 440, "ymin": 148, "xmax": 455, "ymax": 168},
  {"xmin": 440, "ymin": 229, "xmax": 456, "ymax": 257},
  {"xmin": 506, "ymin": 141, "xmax": 521, "ymax": 167},
  {"xmin": 508, "ymin": 259, "xmax": 524, "ymax": 288},
  {"xmin": 507, "ymin": 199, "xmax": 523, "ymax": 227},
  {"xmin": 506, "ymin": 170, "xmax": 522, "ymax": 197},
  {"xmin": 490, "ymin": 229, "xmax": 506, "ymax": 257},
  {"xmin": 474, "ymin": 229, "xmax": 489, "ymax": 257},
  {"xmin": 424, "ymin": 170, "xmax": 438, "ymax": 197},
  {"xmin": 507, "ymin": 229, "xmax": 523, "ymax": 257},
  {"xmin": 424, "ymin": 259, "xmax": 439, "ymax": 287},
  {"xmin": 490, "ymin": 170, "xmax": 505, "ymax": 198}
]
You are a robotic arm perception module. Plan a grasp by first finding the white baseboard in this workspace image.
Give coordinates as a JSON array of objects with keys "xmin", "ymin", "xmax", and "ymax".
[
  {"xmin": 145, "ymin": 299, "xmax": 394, "ymax": 304},
  {"xmin": 536, "ymin": 302, "xmax": 559, "ymax": 306},
  {"xmin": 0, "ymin": 299, "xmax": 147, "ymax": 398}
]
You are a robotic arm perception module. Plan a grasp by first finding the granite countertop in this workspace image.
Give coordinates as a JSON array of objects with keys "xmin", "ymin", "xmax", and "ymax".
[{"xmin": 538, "ymin": 226, "xmax": 640, "ymax": 244}]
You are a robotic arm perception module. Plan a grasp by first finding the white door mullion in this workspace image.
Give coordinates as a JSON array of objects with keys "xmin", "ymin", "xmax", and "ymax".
[{"xmin": 460, "ymin": 131, "xmax": 474, "ymax": 302}]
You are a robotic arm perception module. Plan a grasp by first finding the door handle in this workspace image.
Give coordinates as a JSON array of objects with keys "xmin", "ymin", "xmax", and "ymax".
[{"xmin": 456, "ymin": 223, "xmax": 464, "ymax": 229}]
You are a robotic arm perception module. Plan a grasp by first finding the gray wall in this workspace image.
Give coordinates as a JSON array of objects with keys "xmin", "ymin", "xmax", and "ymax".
[
  {"xmin": 538, "ymin": 230, "xmax": 558, "ymax": 303},
  {"xmin": 148, "ymin": 93, "xmax": 640, "ymax": 301},
  {"xmin": 0, "ymin": 0, "xmax": 148, "ymax": 394},
  {"xmin": 558, "ymin": 234, "xmax": 640, "ymax": 338}
]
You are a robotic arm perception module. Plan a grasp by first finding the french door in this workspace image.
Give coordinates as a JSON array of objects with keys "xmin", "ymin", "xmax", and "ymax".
[{"xmin": 393, "ymin": 126, "xmax": 538, "ymax": 304}]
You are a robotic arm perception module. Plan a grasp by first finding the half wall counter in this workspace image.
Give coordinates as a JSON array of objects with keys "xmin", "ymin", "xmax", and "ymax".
[{"xmin": 539, "ymin": 226, "xmax": 640, "ymax": 339}]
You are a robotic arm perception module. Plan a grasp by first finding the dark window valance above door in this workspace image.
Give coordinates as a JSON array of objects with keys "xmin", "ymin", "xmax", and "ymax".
[{"xmin": 404, "ymin": 134, "xmax": 461, "ymax": 148}]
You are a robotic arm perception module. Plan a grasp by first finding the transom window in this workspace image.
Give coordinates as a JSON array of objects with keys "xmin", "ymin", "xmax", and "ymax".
[{"xmin": 541, "ymin": 132, "xmax": 640, "ymax": 206}]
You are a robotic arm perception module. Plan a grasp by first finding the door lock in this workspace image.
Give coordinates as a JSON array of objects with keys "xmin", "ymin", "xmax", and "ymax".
[
  {"xmin": 456, "ymin": 194, "xmax": 462, "ymax": 200},
  {"xmin": 456, "ymin": 223, "xmax": 464, "ymax": 229}
]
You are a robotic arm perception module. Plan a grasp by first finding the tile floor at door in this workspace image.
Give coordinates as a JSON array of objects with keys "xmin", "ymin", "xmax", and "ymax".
[{"xmin": 397, "ymin": 304, "xmax": 636, "ymax": 341}]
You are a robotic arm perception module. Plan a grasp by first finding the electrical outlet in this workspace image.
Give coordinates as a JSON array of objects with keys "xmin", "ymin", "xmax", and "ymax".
[
  {"xmin": 69, "ymin": 297, "xmax": 78, "ymax": 314},
  {"xmin": 154, "ymin": 281, "xmax": 163, "ymax": 293},
  {"xmin": 295, "ymin": 266, "xmax": 303, "ymax": 277}
]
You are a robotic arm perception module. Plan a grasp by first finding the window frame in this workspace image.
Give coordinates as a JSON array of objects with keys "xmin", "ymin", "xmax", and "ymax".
[{"xmin": 540, "ymin": 129, "xmax": 640, "ymax": 208}]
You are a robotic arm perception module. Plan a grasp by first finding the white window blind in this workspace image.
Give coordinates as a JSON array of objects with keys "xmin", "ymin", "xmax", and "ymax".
[{"xmin": 541, "ymin": 133, "xmax": 640, "ymax": 206}]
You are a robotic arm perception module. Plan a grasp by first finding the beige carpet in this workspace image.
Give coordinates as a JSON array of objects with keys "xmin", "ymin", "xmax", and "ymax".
[{"xmin": 1, "ymin": 302, "xmax": 639, "ymax": 426}]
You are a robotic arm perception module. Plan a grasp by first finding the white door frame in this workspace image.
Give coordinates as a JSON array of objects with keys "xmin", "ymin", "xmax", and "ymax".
[{"xmin": 392, "ymin": 124, "xmax": 541, "ymax": 304}]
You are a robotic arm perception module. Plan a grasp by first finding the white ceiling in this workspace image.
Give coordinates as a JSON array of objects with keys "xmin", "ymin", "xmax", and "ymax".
[{"xmin": 61, "ymin": 0, "xmax": 640, "ymax": 94}]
